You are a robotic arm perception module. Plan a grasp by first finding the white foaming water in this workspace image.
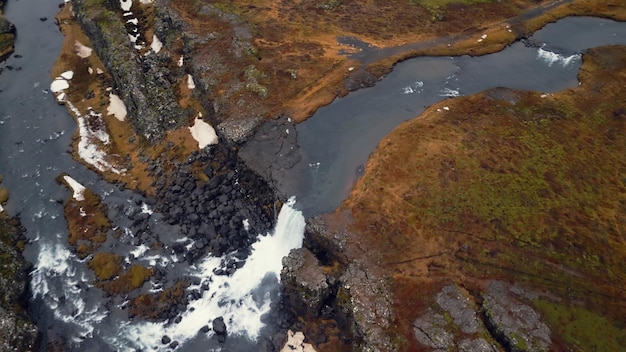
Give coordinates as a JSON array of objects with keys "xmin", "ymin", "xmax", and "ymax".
[
  {"xmin": 115, "ymin": 197, "xmax": 305, "ymax": 350},
  {"xmin": 31, "ymin": 242, "xmax": 108, "ymax": 342},
  {"xmin": 537, "ymin": 47, "xmax": 581, "ymax": 67},
  {"xmin": 401, "ymin": 80, "xmax": 424, "ymax": 95},
  {"xmin": 439, "ymin": 88, "xmax": 460, "ymax": 97}
]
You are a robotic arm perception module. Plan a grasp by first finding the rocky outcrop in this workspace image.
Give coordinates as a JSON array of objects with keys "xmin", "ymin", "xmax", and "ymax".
[
  {"xmin": 481, "ymin": 281, "xmax": 551, "ymax": 352},
  {"xmin": 0, "ymin": 215, "xmax": 39, "ymax": 351},
  {"xmin": 281, "ymin": 248, "xmax": 330, "ymax": 315},
  {"xmin": 71, "ymin": 0, "xmax": 195, "ymax": 142},
  {"xmin": 413, "ymin": 285, "xmax": 498, "ymax": 351}
]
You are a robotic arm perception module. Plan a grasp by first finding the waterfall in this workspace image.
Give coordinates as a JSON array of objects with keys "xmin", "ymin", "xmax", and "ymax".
[{"xmin": 114, "ymin": 197, "xmax": 305, "ymax": 350}]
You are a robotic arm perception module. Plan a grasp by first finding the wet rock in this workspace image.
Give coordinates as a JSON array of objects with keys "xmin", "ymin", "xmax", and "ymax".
[
  {"xmin": 212, "ymin": 316, "xmax": 227, "ymax": 343},
  {"xmin": 481, "ymin": 281, "xmax": 551, "ymax": 352},
  {"xmin": 281, "ymin": 248, "xmax": 329, "ymax": 315},
  {"xmin": 161, "ymin": 335, "xmax": 171, "ymax": 344}
]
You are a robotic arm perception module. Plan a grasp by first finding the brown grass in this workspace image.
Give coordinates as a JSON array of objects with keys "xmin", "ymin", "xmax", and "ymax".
[{"xmin": 340, "ymin": 45, "xmax": 626, "ymax": 349}]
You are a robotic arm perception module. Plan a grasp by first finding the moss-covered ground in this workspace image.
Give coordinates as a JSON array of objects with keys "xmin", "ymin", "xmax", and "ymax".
[{"xmin": 343, "ymin": 45, "xmax": 626, "ymax": 350}]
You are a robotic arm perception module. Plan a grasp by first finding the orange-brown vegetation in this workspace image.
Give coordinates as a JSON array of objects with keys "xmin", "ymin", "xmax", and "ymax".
[
  {"xmin": 96, "ymin": 264, "xmax": 153, "ymax": 295},
  {"xmin": 59, "ymin": 176, "xmax": 111, "ymax": 259},
  {"xmin": 340, "ymin": 45, "xmax": 626, "ymax": 350},
  {"xmin": 129, "ymin": 280, "xmax": 189, "ymax": 319}
]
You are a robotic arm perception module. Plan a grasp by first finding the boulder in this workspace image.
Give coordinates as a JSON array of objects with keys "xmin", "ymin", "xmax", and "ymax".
[{"xmin": 212, "ymin": 316, "xmax": 227, "ymax": 343}]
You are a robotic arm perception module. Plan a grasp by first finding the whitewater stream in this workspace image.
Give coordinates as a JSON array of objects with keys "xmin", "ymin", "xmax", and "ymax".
[{"xmin": 0, "ymin": 0, "xmax": 624, "ymax": 349}]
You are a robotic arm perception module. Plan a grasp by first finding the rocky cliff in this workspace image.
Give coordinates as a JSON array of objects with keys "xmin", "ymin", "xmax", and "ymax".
[
  {"xmin": 0, "ymin": 214, "xmax": 39, "ymax": 351},
  {"xmin": 71, "ymin": 0, "xmax": 196, "ymax": 143}
]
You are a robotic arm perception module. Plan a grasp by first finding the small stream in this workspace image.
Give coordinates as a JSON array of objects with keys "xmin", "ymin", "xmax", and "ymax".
[{"xmin": 0, "ymin": 2, "xmax": 625, "ymax": 350}]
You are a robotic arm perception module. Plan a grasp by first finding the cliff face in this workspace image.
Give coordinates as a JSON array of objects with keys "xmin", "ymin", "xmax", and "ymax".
[
  {"xmin": 70, "ymin": 0, "xmax": 196, "ymax": 143},
  {"xmin": 0, "ymin": 215, "xmax": 39, "ymax": 352}
]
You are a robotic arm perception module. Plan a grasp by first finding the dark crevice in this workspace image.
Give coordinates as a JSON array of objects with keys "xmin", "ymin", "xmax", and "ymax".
[{"xmin": 468, "ymin": 289, "xmax": 513, "ymax": 352}]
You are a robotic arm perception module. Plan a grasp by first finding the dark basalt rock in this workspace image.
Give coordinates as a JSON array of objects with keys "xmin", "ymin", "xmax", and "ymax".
[
  {"xmin": 212, "ymin": 316, "xmax": 227, "ymax": 343},
  {"xmin": 0, "ymin": 215, "xmax": 40, "ymax": 351}
]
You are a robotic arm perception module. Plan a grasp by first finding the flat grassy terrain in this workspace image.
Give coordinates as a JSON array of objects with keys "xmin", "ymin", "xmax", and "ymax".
[{"xmin": 343, "ymin": 45, "xmax": 626, "ymax": 350}]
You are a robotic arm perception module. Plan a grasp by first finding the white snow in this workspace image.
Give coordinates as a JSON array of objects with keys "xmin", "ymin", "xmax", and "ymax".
[
  {"xmin": 139, "ymin": 0, "xmax": 153, "ymax": 3},
  {"xmin": 56, "ymin": 93, "xmax": 67, "ymax": 103},
  {"xmin": 187, "ymin": 74, "xmax": 195, "ymax": 89},
  {"xmin": 281, "ymin": 331, "xmax": 317, "ymax": 352},
  {"xmin": 106, "ymin": 94, "xmax": 127, "ymax": 121},
  {"xmin": 189, "ymin": 117, "xmax": 218, "ymax": 149},
  {"xmin": 74, "ymin": 40, "xmax": 93, "ymax": 58},
  {"xmin": 61, "ymin": 71, "xmax": 74, "ymax": 80},
  {"xmin": 443, "ymin": 106, "xmax": 450, "ymax": 111},
  {"xmin": 120, "ymin": 0, "xmax": 132, "ymax": 11},
  {"xmin": 126, "ymin": 18, "xmax": 139, "ymax": 25},
  {"xmin": 65, "ymin": 101, "xmax": 124, "ymax": 174},
  {"xmin": 88, "ymin": 67, "xmax": 94, "ymax": 75},
  {"xmin": 151, "ymin": 34, "xmax": 163, "ymax": 53},
  {"xmin": 177, "ymin": 56, "xmax": 184, "ymax": 67},
  {"xmin": 63, "ymin": 175, "xmax": 86, "ymax": 201},
  {"xmin": 96, "ymin": 68, "xmax": 104, "ymax": 75},
  {"xmin": 0, "ymin": 204, "xmax": 3, "ymax": 213},
  {"xmin": 50, "ymin": 79, "xmax": 69, "ymax": 93}
]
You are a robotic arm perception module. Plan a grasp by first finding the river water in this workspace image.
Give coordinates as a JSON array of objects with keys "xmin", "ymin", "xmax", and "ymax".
[
  {"xmin": 0, "ymin": 1, "xmax": 624, "ymax": 350},
  {"xmin": 294, "ymin": 17, "xmax": 626, "ymax": 216}
]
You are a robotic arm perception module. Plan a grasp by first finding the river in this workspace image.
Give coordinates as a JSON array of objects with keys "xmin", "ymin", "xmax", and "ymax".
[{"xmin": 0, "ymin": 1, "xmax": 624, "ymax": 350}]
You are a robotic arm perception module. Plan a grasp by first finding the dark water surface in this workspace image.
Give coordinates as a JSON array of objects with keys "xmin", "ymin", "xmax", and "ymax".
[
  {"xmin": 0, "ymin": 2, "xmax": 625, "ymax": 350},
  {"xmin": 294, "ymin": 17, "xmax": 626, "ymax": 217}
]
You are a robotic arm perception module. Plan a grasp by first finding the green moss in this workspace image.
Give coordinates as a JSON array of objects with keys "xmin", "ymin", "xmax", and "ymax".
[
  {"xmin": 0, "ymin": 187, "xmax": 8, "ymax": 204},
  {"xmin": 89, "ymin": 252, "xmax": 121, "ymax": 280},
  {"xmin": 126, "ymin": 264, "xmax": 152, "ymax": 288},
  {"xmin": 534, "ymin": 299, "xmax": 626, "ymax": 351}
]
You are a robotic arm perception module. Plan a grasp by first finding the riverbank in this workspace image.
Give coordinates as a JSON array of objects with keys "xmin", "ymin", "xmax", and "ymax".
[{"xmin": 292, "ymin": 45, "xmax": 626, "ymax": 351}]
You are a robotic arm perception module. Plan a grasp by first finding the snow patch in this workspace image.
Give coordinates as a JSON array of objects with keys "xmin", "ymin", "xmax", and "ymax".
[
  {"xmin": 187, "ymin": 74, "xmax": 195, "ymax": 89},
  {"xmin": 151, "ymin": 35, "xmax": 163, "ymax": 53},
  {"xmin": 189, "ymin": 116, "xmax": 218, "ymax": 149},
  {"xmin": 177, "ymin": 56, "xmax": 184, "ymax": 67},
  {"xmin": 107, "ymin": 94, "xmax": 127, "ymax": 121},
  {"xmin": 63, "ymin": 175, "xmax": 86, "ymax": 201},
  {"xmin": 120, "ymin": 0, "xmax": 132, "ymax": 11},
  {"xmin": 65, "ymin": 102, "xmax": 124, "ymax": 174},
  {"xmin": 61, "ymin": 71, "xmax": 74, "ymax": 80},
  {"xmin": 74, "ymin": 40, "xmax": 93, "ymax": 58},
  {"xmin": 50, "ymin": 79, "xmax": 69, "ymax": 93},
  {"xmin": 281, "ymin": 331, "xmax": 317, "ymax": 352}
]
